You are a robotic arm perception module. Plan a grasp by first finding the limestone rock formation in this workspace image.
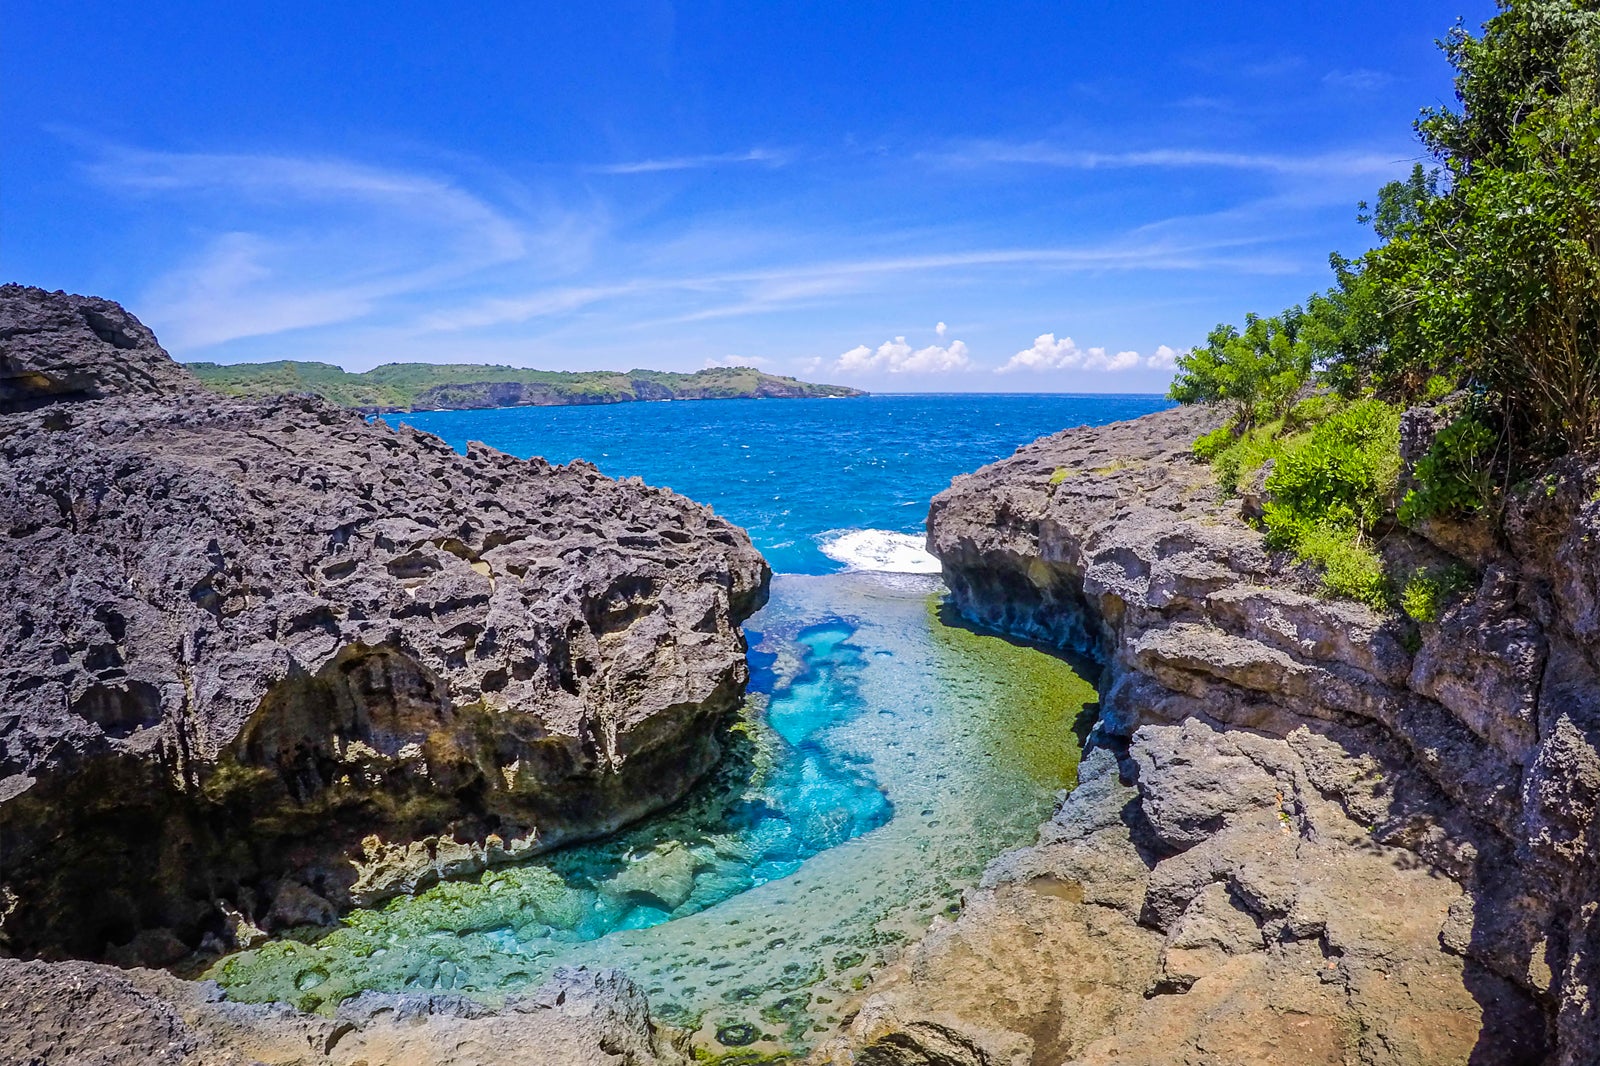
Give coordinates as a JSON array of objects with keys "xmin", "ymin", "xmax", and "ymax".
[
  {"xmin": 0, "ymin": 284, "xmax": 770, "ymax": 964},
  {"xmin": 823, "ymin": 403, "xmax": 1599, "ymax": 1065}
]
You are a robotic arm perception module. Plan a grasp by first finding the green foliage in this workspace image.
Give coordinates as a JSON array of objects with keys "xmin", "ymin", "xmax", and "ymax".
[
  {"xmin": 1207, "ymin": 420, "xmax": 1295, "ymax": 494},
  {"xmin": 1420, "ymin": 375, "xmax": 1456, "ymax": 402},
  {"xmin": 1191, "ymin": 424, "xmax": 1236, "ymax": 462},
  {"xmin": 1048, "ymin": 467, "xmax": 1072, "ymax": 485},
  {"xmin": 1263, "ymin": 400, "xmax": 1402, "ymax": 539},
  {"xmin": 1283, "ymin": 392, "xmax": 1343, "ymax": 433},
  {"xmin": 1295, "ymin": 524, "xmax": 1391, "ymax": 607},
  {"xmin": 1358, "ymin": 163, "xmax": 1443, "ymax": 241},
  {"xmin": 1190, "ymin": 396, "xmax": 1404, "ymax": 607},
  {"xmin": 1357, "ymin": 1, "xmax": 1600, "ymax": 457},
  {"xmin": 1398, "ymin": 417, "xmax": 1498, "ymax": 522},
  {"xmin": 1255, "ymin": 400, "xmax": 1402, "ymax": 606},
  {"xmin": 1176, "ymin": 2, "xmax": 1600, "ymax": 603},
  {"xmin": 1401, "ymin": 565, "xmax": 1475, "ymax": 624},
  {"xmin": 1168, "ymin": 309, "xmax": 1313, "ymax": 428}
]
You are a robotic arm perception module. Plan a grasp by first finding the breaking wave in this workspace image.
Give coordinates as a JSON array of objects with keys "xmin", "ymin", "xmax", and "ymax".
[{"xmin": 817, "ymin": 529, "xmax": 942, "ymax": 574}]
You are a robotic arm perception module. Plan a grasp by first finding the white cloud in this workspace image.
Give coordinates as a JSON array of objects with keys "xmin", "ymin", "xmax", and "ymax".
[
  {"xmin": 998, "ymin": 333, "xmax": 1176, "ymax": 374},
  {"xmin": 1145, "ymin": 344, "xmax": 1183, "ymax": 370},
  {"xmin": 835, "ymin": 335, "xmax": 972, "ymax": 375},
  {"xmin": 935, "ymin": 321, "xmax": 948, "ymax": 337},
  {"xmin": 84, "ymin": 146, "xmax": 548, "ymax": 351}
]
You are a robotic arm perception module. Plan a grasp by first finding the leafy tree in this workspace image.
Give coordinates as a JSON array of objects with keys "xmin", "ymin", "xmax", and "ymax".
[
  {"xmin": 1357, "ymin": 163, "xmax": 1442, "ymax": 241},
  {"xmin": 1366, "ymin": 0, "xmax": 1600, "ymax": 458},
  {"xmin": 1168, "ymin": 309, "xmax": 1312, "ymax": 428}
]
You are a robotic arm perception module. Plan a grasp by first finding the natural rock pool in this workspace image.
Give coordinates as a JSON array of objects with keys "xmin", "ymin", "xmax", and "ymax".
[{"xmin": 212, "ymin": 571, "xmax": 1096, "ymax": 1056}]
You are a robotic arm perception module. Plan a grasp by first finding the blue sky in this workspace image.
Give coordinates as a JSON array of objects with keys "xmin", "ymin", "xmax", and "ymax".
[{"xmin": 5, "ymin": 1, "xmax": 1494, "ymax": 393}]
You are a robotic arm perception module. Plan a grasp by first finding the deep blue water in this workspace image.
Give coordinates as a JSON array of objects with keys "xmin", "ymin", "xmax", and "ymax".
[{"xmin": 399, "ymin": 392, "xmax": 1172, "ymax": 574}]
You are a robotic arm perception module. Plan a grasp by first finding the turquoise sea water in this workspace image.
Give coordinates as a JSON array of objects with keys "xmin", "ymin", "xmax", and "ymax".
[
  {"xmin": 401, "ymin": 393, "xmax": 1171, "ymax": 574},
  {"xmin": 216, "ymin": 393, "xmax": 1169, "ymax": 1054}
]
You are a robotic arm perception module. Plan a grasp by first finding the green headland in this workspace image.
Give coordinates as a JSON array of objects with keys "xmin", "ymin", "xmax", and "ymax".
[{"xmin": 184, "ymin": 360, "xmax": 864, "ymax": 412}]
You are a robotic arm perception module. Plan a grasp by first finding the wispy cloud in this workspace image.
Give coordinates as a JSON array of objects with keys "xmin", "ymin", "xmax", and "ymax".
[
  {"xmin": 87, "ymin": 147, "xmax": 527, "ymax": 260},
  {"xmin": 62, "ymin": 136, "xmax": 1330, "ymax": 371},
  {"xmin": 79, "ymin": 146, "xmax": 583, "ymax": 350},
  {"xmin": 422, "ymin": 235, "xmax": 1295, "ymax": 335},
  {"xmin": 588, "ymin": 148, "xmax": 788, "ymax": 174},
  {"xmin": 931, "ymin": 140, "xmax": 1406, "ymax": 178},
  {"xmin": 1323, "ymin": 68, "xmax": 1392, "ymax": 93}
]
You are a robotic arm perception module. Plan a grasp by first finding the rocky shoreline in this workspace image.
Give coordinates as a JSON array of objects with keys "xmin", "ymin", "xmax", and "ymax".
[
  {"xmin": 8, "ymin": 284, "xmax": 1600, "ymax": 1065},
  {"xmin": 0, "ymin": 285, "xmax": 766, "ymax": 1063},
  {"xmin": 821, "ymin": 403, "xmax": 1599, "ymax": 1065}
]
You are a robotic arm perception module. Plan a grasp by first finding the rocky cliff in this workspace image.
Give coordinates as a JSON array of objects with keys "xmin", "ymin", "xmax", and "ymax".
[
  {"xmin": 0, "ymin": 284, "xmax": 770, "ymax": 968},
  {"xmin": 823, "ymin": 404, "xmax": 1600, "ymax": 1065}
]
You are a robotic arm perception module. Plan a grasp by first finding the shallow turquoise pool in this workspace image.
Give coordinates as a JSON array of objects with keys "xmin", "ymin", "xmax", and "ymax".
[{"xmin": 212, "ymin": 572, "xmax": 1096, "ymax": 1056}]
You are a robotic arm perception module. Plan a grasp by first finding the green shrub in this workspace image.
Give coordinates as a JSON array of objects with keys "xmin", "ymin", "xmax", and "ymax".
[
  {"xmin": 1420, "ymin": 375, "xmax": 1455, "ymax": 403},
  {"xmin": 1264, "ymin": 400, "xmax": 1402, "ymax": 539},
  {"xmin": 1398, "ymin": 417, "xmax": 1497, "ymax": 523},
  {"xmin": 1258, "ymin": 399, "xmax": 1401, "ymax": 606},
  {"xmin": 1192, "ymin": 423, "xmax": 1236, "ymax": 462},
  {"xmin": 1193, "ymin": 417, "xmax": 1306, "ymax": 495},
  {"xmin": 1283, "ymin": 392, "xmax": 1342, "ymax": 434},
  {"xmin": 1296, "ymin": 523, "xmax": 1390, "ymax": 607},
  {"xmin": 1400, "ymin": 565, "xmax": 1474, "ymax": 624},
  {"xmin": 1215, "ymin": 427, "xmax": 1285, "ymax": 494}
]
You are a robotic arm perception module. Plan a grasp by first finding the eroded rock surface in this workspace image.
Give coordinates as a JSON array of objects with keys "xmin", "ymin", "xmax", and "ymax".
[
  {"xmin": 823, "ymin": 404, "xmax": 1598, "ymax": 1065},
  {"xmin": 0, "ymin": 284, "xmax": 770, "ymax": 963},
  {"xmin": 0, "ymin": 958, "xmax": 688, "ymax": 1066}
]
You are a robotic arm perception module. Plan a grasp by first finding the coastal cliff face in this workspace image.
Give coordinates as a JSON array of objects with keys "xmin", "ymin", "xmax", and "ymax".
[
  {"xmin": 0, "ymin": 284, "xmax": 770, "ymax": 964},
  {"xmin": 825, "ymin": 404, "xmax": 1600, "ymax": 1065}
]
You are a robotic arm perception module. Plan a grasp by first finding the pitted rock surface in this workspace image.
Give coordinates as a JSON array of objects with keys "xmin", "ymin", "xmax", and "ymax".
[
  {"xmin": 821, "ymin": 403, "xmax": 1598, "ymax": 1065},
  {"xmin": 0, "ymin": 284, "xmax": 770, "ymax": 961},
  {"xmin": 0, "ymin": 958, "xmax": 689, "ymax": 1066}
]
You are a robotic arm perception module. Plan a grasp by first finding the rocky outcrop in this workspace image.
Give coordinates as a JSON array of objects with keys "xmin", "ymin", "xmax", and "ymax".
[
  {"xmin": 0, "ymin": 285, "xmax": 770, "ymax": 964},
  {"xmin": 0, "ymin": 957, "xmax": 688, "ymax": 1066},
  {"xmin": 823, "ymin": 404, "xmax": 1600, "ymax": 1065}
]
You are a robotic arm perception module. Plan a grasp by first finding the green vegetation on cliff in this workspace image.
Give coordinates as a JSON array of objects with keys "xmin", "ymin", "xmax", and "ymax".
[
  {"xmin": 1172, "ymin": 0, "xmax": 1600, "ymax": 608},
  {"xmin": 186, "ymin": 360, "xmax": 863, "ymax": 411}
]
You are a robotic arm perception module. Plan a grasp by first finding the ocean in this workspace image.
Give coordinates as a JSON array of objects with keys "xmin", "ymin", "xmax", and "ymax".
[{"xmin": 399, "ymin": 392, "xmax": 1173, "ymax": 575}]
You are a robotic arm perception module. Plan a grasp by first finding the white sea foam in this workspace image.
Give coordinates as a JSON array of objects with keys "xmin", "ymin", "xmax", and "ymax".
[{"xmin": 818, "ymin": 529, "xmax": 942, "ymax": 574}]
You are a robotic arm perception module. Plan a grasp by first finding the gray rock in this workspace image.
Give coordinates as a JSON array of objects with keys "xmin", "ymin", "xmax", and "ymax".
[{"xmin": 0, "ymin": 284, "xmax": 770, "ymax": 966}]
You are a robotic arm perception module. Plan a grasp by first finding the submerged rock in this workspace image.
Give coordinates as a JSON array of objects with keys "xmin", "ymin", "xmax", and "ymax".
[
  {"xmin": 822, "ymin": 404, "xmax": 1596, "ymax": 1065},
  {"xmin": 0, "ymin": 284, "xmax": 770, "ymax": 963}
]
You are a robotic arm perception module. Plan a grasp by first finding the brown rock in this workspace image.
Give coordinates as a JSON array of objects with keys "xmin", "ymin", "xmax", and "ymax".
[{"xmin": 824, "ymin": 402, "xmax": 1589, "ymax": 1064}]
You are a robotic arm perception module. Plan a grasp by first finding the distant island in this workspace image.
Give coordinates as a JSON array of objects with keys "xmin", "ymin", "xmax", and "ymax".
[{"xmin": 185, "ymin": 359, "xmax": 865, "ymax": 412}]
